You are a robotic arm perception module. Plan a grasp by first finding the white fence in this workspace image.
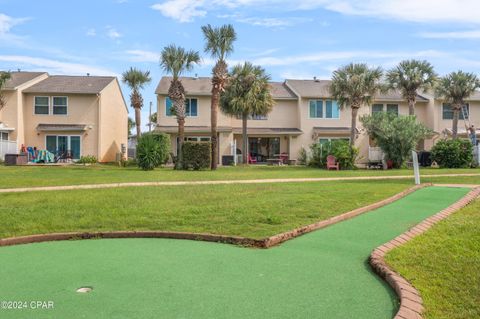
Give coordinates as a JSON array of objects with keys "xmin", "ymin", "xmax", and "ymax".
[
  {"xmin": 368, "ymin": 146, "xmax": 384, "ymax": 162},
  {"xmin": 0, "ymin": 140, "xmax": 17, "ymax": 160},
  {"xmin": 475, "ymin": 145, "xmax": 480, "ymax": 165}
]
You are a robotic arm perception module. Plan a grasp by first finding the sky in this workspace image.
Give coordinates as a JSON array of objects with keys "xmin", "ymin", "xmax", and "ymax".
[{"xmin": 1, "ymin": 0, "xmax": 480, "ymax": 131}]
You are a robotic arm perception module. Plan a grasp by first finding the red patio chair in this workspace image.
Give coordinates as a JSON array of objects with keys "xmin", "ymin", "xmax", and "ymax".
[
  {"xmin": 248, "ymin": 154, "xmax": 257, "ymax": 164},
  {"xmin": 326, "ymin": 155, "xmax": 340, "ymax": 170}
]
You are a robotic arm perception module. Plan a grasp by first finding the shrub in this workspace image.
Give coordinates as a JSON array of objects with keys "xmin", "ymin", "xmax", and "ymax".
[
  {"xmin": 298, "ymin": 147, "xmax": 308, "ymax": 165},
  {"xmin": 77, "ymin": 155, "xmax": 97, "ymax": 164},
  {"xmin": 144, "ymin": 132, "xmax": 170, "ymax": 165},
  {"xmin": 182, "ymin": 141, "xmax": 211, "ymax": 170},
  {"xmin": 431, "ymin": 139, "xmax": 473, "ymax": 168},
  {"xmin": 308, "ymin": 139, "xmax": 358, "ymax": 169},
  {"xmin": 361, "ymin": 112, "xmax": 432, "ymax": 168},
  {"xmin": 136, "ymin": 135, "xmax": 163, "ymax": 170}
]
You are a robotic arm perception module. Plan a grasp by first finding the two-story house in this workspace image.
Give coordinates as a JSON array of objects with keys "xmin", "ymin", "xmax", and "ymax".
[
  {"xmin": 155, "ymin": 76, "xmax": 479, "ymax": 165},
  {"xmin": 0, "ymin": 72, "xmax": 128, "ymax": 162}
]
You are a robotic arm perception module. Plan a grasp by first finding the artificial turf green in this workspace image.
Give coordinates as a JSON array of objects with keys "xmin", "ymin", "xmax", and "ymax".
[{"xmin": 0, "ymin": 187, "xmax": 469, "ymax": 319}]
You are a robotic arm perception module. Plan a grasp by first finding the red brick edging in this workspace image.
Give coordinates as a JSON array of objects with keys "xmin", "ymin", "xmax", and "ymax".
[
  {"xmin": 369, "ymin": 186, "xmax": 480, "ymax": 319},
  {"xmin": 0, "ymin": 184, "xmax": 427, "ymax": 249}
]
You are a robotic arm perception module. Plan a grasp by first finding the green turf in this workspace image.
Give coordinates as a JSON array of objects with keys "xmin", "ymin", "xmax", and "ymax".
[
  {"xmin": 0, "ymin": 187, "xmax": 469, "ymax": 319},
  {"xmin": 0, "ymin": 164, "xmax": 479, "ymax": 188}
]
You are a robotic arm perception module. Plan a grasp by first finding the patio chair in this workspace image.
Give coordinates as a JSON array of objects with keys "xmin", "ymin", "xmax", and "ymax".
[
  {"xmin": 326, "ymin": 155, "xmax": 340, "ymax": 170},
  {"xmin": 248, "ymin": 154, "xmax": 257, "ymax": 164}
]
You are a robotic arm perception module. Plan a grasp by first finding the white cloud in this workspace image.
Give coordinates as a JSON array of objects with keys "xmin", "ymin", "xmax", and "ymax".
[
  {"xmin": 0, "ymin": 55, "xmax": 117, "ymax": 76},
  {"xmin": 0, "ymin": 13, "xmax": 28, "ymax": 35},
  {"xmin": 106, "ymin": 27, "xmax": 122, "ymax": 39},
  {"xmin": 219, "ymin": 14, "xmax": 312, "ymax": 27},
  {"xmin": 86, "ymin": 28, "xmax": 96, "ymax": 37},
  {"xmin": 151, "ymin": 0, "xmax": 207, "ymax": 23},
  {"xmin": 126, "ymin": 50, "xmax": 159, "ymax": 62},
  {"xmin": 419, "ymin": 30, "xmax": 480, "ymax": 39}
]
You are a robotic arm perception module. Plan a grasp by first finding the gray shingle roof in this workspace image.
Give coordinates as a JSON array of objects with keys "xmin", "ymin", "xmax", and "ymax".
[
  {"xmin": 156, "ymin": 77, "xmax": 298, "ymax": 99},
  {"xmin": 36, "ymin": 124, "xmax": 88, "ymax": 132},
  {"xmin": 23, "ymin": 76, "xmax": 115, "ymax": 94},
  {"xmin": 3, "ymin": 72, "xmax": 47, "ymax": 89},
  {"xmin": 285, "ymin": 79, "xmax": 429, "ymax": 102}
]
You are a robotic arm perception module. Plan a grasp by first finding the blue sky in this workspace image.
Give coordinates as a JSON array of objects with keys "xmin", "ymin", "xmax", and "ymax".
[{"xmin": 1, "ymin": 0, "xmax": 480, "ymax": 131}]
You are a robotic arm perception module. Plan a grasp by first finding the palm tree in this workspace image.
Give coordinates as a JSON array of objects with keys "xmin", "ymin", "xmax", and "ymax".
[
  {"xmin": 122, "ymin": 67, "xmax": 151, "ymax": 138},
  {"xmin": 160, "ymin": 44, "xmax": 200, "ymax": 169},
  {"xmin": 0, "ymin": 71, "xmax": 11, "ymax": 110},
  {"xmin": 220, "ymin": 62, "xmax": 274, "ymax": 164},
  {"xmin": 386, "ymin": 60, "xmax": 437, "ymax": 115},
  {"xmin": 435, "ymin": 71, "xmax": 480, "ymax": 139},
  {"xmin": 128, "ymin": 117, "xmax": 135, "ymax": 137},
  {"xmin": 201, "ymin": 24, "xmax": 237, "ymax": 170},
  {"xmin": 330, "ymin": 63, "xmax": 383, "ymax": 149}
]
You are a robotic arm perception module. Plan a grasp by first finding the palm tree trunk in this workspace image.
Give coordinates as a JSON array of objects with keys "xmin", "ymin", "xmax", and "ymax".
[
  {"xmin": 210, "ymin": 87, "xmax": 219, "ymax": 170},
  {"xmin": 350, "ymin": 106, "xmax": 359, "ymax": 148},
  {"xmin": 408, "ymin": 98, "xmax": 415, "ymax": 116},
  {"xmin": 242, "ymin": 114, "xmax": 248, "ymax": 165},
  {"xmin": 135, "ymin": 107, "xmax": 142, "ymax": 138},
  {"xmin": 452, "ymin": 106, "xmax": 460, "ymax": 139},
  {"xmin": 177, "ymin": 117, "xmax": 185, "ymax": 169}
]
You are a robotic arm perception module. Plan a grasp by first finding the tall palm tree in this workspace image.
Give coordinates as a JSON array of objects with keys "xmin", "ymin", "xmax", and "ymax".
[
  {"xmin": 330, "ymin": 63, "xmax": 383, "ymax": 149},
  {"xmin": 0, "ymin": 71, "xmax": 11, "ymax": 110},
  {"xmin": 122, "ymin": 67, "xmax": 151, "ymax": 138},
  {"xmin": 220, "ymin": 62, "xmax": 274, "ymax": 164},
  {"xmin": 386, "ymin": 59, "xmax": 437, "ymax": 115},
  {"xmin": 435, "ymin": 71, "xmax": 480, "ymax": 139},
  {"xmin": 202, "ymin": 24, "xmax": 237, "ymax": 170},
  {"xmin": 160, "ymin": 44, "xmax": 200, "ymax": 169}
]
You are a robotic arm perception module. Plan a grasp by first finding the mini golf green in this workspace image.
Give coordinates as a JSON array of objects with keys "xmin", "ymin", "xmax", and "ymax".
[{"xmin": 0, "ymin": 186, "xmax": 469, "ymax": 319}]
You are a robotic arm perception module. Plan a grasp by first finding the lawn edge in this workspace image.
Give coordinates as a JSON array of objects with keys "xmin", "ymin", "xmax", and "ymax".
[
  {"xmin": 369, "ymin": 186, "xmax": 480, "ymax": 319},
  {"xmin": 0, "ymin": 183, "xmax": 427, "ymax": 248}
]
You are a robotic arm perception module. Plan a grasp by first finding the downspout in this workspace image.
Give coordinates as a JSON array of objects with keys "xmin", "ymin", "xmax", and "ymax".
[{"xmin": 97, "ymin": 93, "xmax": 101, "ymax": 161}]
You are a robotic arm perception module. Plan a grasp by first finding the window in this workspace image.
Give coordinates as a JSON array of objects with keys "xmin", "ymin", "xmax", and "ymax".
[
  {"xmin": 443, "ymin": 103, "xmax": 469, "ymax": 120},
  {"xmin": 34, "ymin": 96, "xmax": 49, "ymax": 114},
  {"xmin": 318, "ymin": 137, "xmax": 349, "ymax": 151},
  {"xmin": 165, "ymin": 97, "xmax": 198, "ymax": 117},
  {"xmin": 184, "ymin": 136, "xmax": 211, "ymax": 142},
  {"xmin": 0, "ymin": 132, "xmax": 8, "ymax": 141},
  {"xmin": 372, "ymin": 104, "xmax": 384, "ymax": 114},
  {"xmin": 53, "ymin": 97, "xmax": 68, "ymax": 115},
  {"xmin": 309, "ymin": 100, "xmax": 339, "ymax": 119},
  {"xmin": 46, "ymin": 135, "xmax": 81, "ymax": 159},
  {"xmin": 386, "ymin": 104, "xmax": 399, "ymax": 115},
  {"xmin": 251, "ymin": 114, "xmax": 267, "ymax": 120}
]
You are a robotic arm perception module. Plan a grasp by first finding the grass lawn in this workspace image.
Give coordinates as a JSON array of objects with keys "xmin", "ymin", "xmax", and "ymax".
[
  {"xmin": 0, "ymin": 164, "xmax": 479, "ymax": 188},
  {"xmin": 385, "ymin": 199, "xmax": 480, "ymax": 319},
  {"xmin": 0, "ymin": 187, "xmax": 469, "ymax": 319},
  {"xmin": 0, "ymin": 180, "xmax": 415, "ymax": 239}
]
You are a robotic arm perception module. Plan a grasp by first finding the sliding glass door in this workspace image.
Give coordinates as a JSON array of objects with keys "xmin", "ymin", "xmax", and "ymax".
[{"xmin": 46, "ymin": 135, "xmax": 81, "ymax": 159}]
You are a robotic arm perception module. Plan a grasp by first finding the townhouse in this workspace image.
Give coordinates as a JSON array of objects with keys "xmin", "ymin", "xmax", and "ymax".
[
  {"xmin": 155, "ymin": 76, "xmax": 480, "ymax": 165},
  {"xmin": 0, "ymin": 72, "xmax": 128, "ymax": 162}
]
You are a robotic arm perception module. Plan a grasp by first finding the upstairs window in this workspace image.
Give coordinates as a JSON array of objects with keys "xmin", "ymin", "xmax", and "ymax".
[
  {"xmin": 386, "ymin": 104, "xmax": 399, "ymax": 115},
  {"xmin": 443, "ymin": 103, "xmax": 469, "ymax": 120},
  {"xmin": 309, "ymin": 100, "xmax": 339, "ymax": 119},
  {"xmin": 372, "ymin": 103, "xmax": 399, "ymax": 116},
  {"xmin": 34, "ymin": 96, "xmax": 49, "ymax": 115},
  {"xmin": 53, "ymin": 97, "xmax": 68, "ymax": 115},
  {"xmin": 372, "ymin": 104, "xmax": 384, "ymax": 114},
  {"xmin": 166, "ymin": 97, "xmax": 198, "ymax": 117}
]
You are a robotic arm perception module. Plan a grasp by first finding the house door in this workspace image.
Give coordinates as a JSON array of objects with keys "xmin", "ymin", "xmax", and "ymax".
[{"xmin": 46, "ymin": 135, "xmax": 81, "ymax": 159}]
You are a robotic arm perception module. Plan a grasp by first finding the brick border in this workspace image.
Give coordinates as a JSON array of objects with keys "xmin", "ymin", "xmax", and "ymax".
[
  {"xmin": 369, "ymin": 186, "xmax": 480, "ymax": 319},
  {"xmin": 0, "ymin": 184, "xmax": 427, "ymax": 249}
]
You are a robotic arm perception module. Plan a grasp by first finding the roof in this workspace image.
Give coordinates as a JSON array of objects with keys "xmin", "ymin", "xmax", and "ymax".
[
  {"xmin": 156, "ymin": 77, "xmax": 212, "ymax": 96},
  {"xmin": 466, "ymin": 91, "xmax": 480, "ymax": 101},
  {"xmin": 156, "ymin": 77, "xmax": 298, "ymax": 100},
  {"xmin": 24, "ymin": 76, "xmax": 115, "ymax": 94},
  {"xmin": 285, "ymin": 79, "xmax": 429, "ymax": 101},
  {"xmin": 36, "ymin": 124, "xmax": 88, "ymax": 132},
  {"xmin": 313, "ymin": 126, "xmax": 358, "ymax": 135},
  {"xmin": 231, "ymin": 127, "xmax": 302, "ymax": 135},
  {"xmin": 3, "ymin": 72, "xmax": 47, "ymax": 89},
  {"xmin": 155, "ymin": 126, "xmax": 232, "ymax": 134},
  {"xmin": 444, "ymin": 128, "xmax": 480, "ymax": 136}
]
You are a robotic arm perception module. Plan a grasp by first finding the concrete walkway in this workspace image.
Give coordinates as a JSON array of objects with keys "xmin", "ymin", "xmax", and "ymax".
[{"xmin": 0, "ymin": 173, "xmax": 479, "ymax": 193}]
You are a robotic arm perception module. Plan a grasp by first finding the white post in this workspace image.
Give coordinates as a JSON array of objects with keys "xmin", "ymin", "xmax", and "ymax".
[
  {"xmin": 412, "ymin": 150, "xmax": 420, "ymax": 185},
  {"xmin": 233, "ymin": 140, "xmax": 237, "ymax": 166}
]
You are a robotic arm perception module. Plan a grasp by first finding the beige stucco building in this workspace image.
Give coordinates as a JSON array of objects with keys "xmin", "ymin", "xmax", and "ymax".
[
  {"xmin": 155, "ymin": 76, "xmax": 479, "ymax": 165},
  {"xmin": 0, "ymin": 72, "xmax": 128, "ymax": 162}
]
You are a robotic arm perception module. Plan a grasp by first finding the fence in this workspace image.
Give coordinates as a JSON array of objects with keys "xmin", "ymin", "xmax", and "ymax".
[
  {"xmin": 0, "ymin": 140, "xmax": 18, "ymax": 160},
  {"xmin": 475, "ymin": 145, "xmax": 480, "ymax": 165}
]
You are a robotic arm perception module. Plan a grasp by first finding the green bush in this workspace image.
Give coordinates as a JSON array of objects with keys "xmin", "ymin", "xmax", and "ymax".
[
  {"xmin": 182, "ymin": 141, "xmax": 211, "ymax": 170},
  {"xmin": 308, "ymin": 139, "xmax": 358, "ymax": 169},
  {"xmin": 136, "ymin": 135, "xmax": 164, "ymax": 170},
  {"xmin": 360, "ymin": 112, "xmax": 432, "ymax": 168},
  {"xmin": 77, "ymin": 155, "xmax": 97, "ymax": 164},
  {"xmin": 143, "ymin": 132, "xmax": 170, "ymax": 165},
  {"xmin": 298, "ymin": 147, "xmax": 308, "ymax": 165},
  {"xmin": 431, "ymin": 139, "xmax": 473, "ymax": 168}
]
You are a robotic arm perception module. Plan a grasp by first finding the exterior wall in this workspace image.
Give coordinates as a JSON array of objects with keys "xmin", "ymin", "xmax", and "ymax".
[
  {"xmin": 230, "ymin": 99, "xmax": 298, "ymax": 129},
  {"xmin": 22, "ymin": 93, "xmax": 100, "ymax": 158},
  {"xmin": 0, "ymin": 91, "xmax": 19, "ymax": 141},
  {"xmin": 99, "ymin": 80, "xmax": 128, "ymax": 162}
]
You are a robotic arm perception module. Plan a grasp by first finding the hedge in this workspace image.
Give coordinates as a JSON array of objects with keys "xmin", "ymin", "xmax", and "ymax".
[
  {"xmin": 431, "ymin": 139, "xmax": 473, "ymax": 168},
  {"xmin": 182, "ymin": 141, "xmax": 211, "ymax": 170}
]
